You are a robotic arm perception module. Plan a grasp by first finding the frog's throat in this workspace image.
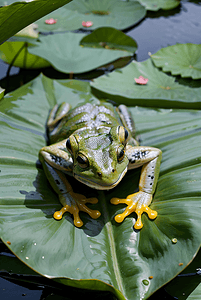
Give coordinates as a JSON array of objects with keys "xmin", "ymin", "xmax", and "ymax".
[{"xmin": 74, "ymin": 167, "xmax": 127, "ymax": 190}]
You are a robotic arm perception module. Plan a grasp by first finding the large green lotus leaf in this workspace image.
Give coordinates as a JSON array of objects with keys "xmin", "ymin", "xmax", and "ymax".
[
  {"xmin": 0, "ymin": 40, "xmax": 51, "ymax": 69},
  {"xmin": 0, "ymin": 74, "xmax": 201, "ymax": 300},
  {"xmin": 91, "ymin": 58, "xmax": 201, "ymax": 109},
  {"xmin": 65, "ymin": 0, "xmax": 146, "ymax": 30},
  {"xmin": 137, "ymin": 0, "xmax": 180, "ymax": 11},
  {"xmin": 35, "ymin": 7, "xmax": 83, "ymax": 32},
  {"xmin": 151, "ymin": 44, "xmax": 201, "ymax": 79},
  {"xmin": 0, "ymin": 0, "xmax": 72, "ymax": 45},
  {"xmin": 27, "ymin": 31, "xmax": 136, "ymax": 74},
  {"xmin": 80, "ymin": 27, "xmax": 137, "ymax": 52}
]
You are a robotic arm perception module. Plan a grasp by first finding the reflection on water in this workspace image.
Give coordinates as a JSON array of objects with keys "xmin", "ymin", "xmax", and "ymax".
[
  {"xmin": 128, "ymin": 2, "xmax": 201, "ymax": 61},
  {"xmin": 1, "ymin": 2, "xmax": 201, "ymax": 81}
]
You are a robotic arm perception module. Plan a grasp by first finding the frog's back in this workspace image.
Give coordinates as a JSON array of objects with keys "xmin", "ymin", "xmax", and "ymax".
[{"xmin": 49, "ymin": 102, "xmax": 123, "ymax": 144}]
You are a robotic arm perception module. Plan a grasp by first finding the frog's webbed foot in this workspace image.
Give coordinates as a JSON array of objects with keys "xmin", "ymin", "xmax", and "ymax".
[
  {"xmin": 54, "ymin": 192, "xmax": 101, "ymax": 227},
  {"xmin": 111, "ymin": 191, "xmax": 157, "ymax": 230}
]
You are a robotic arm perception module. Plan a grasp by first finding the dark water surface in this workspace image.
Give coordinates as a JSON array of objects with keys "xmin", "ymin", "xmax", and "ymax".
[{"xmin": 0, "ymin": 1, "xmax": 201, "ymax": 299}]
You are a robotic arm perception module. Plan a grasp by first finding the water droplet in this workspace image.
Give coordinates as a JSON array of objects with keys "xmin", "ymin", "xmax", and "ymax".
[
  {"xmin": 33, "ymin": 242, "xmax": 37, "ymax": 246},
  {"xmin": 25, "ymin": 257, "xmax": 29, "ymax": 260},
  {"xmin": 42, "ymin": 256, "xmax": 45, "ymax": 259},
  {"xmin": 172, "ymin": 238, "xmax": 177, "ymax": 244},
  {"xmin": 142, "ymin": 279, "xmax": 149, "ymax": 286}
]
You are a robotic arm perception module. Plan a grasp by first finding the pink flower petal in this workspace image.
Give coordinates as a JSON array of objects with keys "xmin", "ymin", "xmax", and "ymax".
[
  {"xmin": 82, "ymin": 21, "xmax": 93, "ymax": 27},
  {"xmin": 45, "ymin": 18, "xmax": 57, "ymax": 25},
  {"xmin": 134, "ymin": 76, "xmax": 148, "ymax": 85}
]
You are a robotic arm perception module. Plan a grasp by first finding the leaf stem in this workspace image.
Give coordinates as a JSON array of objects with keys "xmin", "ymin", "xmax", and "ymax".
[{"xmin": 6, "ymin": 42, "xmax": 26, "ymax": 78}]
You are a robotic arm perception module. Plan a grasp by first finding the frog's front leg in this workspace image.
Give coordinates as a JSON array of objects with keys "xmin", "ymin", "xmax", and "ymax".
[
  {"xmin": 111, "ymin": 146, "xmax": 162, "ymax": 230},
  {"xmin": 39, "ymin": 141, "xmax": 101, "ymax": 227}
]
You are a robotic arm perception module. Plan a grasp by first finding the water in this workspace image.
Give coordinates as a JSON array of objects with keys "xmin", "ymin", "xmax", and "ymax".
[
  {"xmin": 128, "ymin": 2, "xmax": 201, "ymax": 61},
  {"xmin": 0, "ymin": 1, "xmax": 201, "ymax": 299}
]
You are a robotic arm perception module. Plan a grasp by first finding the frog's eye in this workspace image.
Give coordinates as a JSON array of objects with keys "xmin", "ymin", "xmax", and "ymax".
[
  {"xmin": 66, "ymin": 135, "xmax": 78, "ymax": 156},
  {"xmin": 118, "ymin": 126, "xmax": 129, "ymax": 145},
  {"xmin": 77, "ymin": 153, "xmax": 89, "ymax": 168},
  {"xmin": 117, "ymin": 147, "xmax": 125, "ymax": 162},
  {"xmin": 66, "ymin": 138, "xmax": 72, "ymax": 153}
]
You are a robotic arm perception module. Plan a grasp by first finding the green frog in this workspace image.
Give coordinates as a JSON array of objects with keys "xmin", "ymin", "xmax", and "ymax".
[{"xmin": 39, "ymin": 101, "xmax": 162, "ymax": 229}]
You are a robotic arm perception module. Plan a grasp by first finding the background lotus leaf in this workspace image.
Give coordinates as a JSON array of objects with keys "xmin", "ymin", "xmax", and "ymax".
[
  {"xmin": 65, "ymin": 0, "xmax": 146, "ymax": 30},
  {"xmin": 27, "ymin": 31, "xmax": 137, "ymax": 73},
  {"xmin": 0, "ymin": 40, "xmax": 51, "ymax": 69},
  {"xmin": 0, "ymin": 74, "xmax": 200, "ymax": 300},
  {"xmin": 0, "ymin": 0, "xmax": 72, "ymax": 45},
  {"xmin": 35, "ymin": 7, "xmax": 83, "ymax": 32},
  {"xmin": 91, "ymin": 58, "xmax": 201, "ymax": 109},
  {"xmin": 151, "ymin": 43, "xmax": 201, "ymax": 79},
  {"xmin": 80, "ymin": 27, "xmax": 138, "ymax": 52},
  {"xmin": 138, "ymin": 0, "xmax": 180, "ymax": 11}
]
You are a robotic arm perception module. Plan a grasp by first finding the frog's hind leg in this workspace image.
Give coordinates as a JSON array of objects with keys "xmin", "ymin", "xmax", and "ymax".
[{"xmin": 47, "ymin": 102, "xmax": 71, "ymax": 132}]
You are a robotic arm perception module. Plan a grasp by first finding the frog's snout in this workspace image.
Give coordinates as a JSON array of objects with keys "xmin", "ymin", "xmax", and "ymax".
[
  {"xmin": 97, "ymin": 172, "xmax": 102, "ymax": 178},
  {"xmin": 97, "ymin": 168, "xmax": 115, "ymax": 178}
]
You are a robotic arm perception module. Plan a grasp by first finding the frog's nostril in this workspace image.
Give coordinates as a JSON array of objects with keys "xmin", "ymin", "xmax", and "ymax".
[
  {"xmin": 97, "ymin": 172, "xmax": 102, "ymax": 177},
  {"xmin": 112, "ymin": 169, "xmax": 115, "ymax": 173}
]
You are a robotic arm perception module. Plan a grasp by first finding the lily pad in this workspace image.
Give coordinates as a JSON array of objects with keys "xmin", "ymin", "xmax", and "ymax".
[
  {"xmin": 66, "ymin": 0, "xmax": 146, "ymax": 30},
  {"xmin": 80, "ymin": 27, "xmax": 138, "ymax": 52},
  {"xmin": 0, "ymin": 0, "xmax": 72, "ymax": 45},
  {"xmin": 151, "ymin": 44, "xmax": 201, "ymax": 79},
  {"xmin": 138, "ymin": 0, "xmax": 180, "ymax": 11},
  {"xmin": 28, "ymin": 31, "xmax": 136, "ymax": 73},
  {"xmin": 35, "ymin": 7, "xmax": 83, "ymax": 32},
  {"xmin": 0, "ymin": 74, "xmax": 201, "ymax": 300},
  {"xmin": 0, "ymin": 40, "xmax": 51, "ymax": 69},
  {"xmin": 91, "ymin": 58, "xmax": 201, "ymax": 109}
]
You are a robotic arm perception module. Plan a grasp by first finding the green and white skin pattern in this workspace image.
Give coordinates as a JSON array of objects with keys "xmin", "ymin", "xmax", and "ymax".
[{"xmin": 39, "ymin": 100, "xmax": 162, "ymax": 229}]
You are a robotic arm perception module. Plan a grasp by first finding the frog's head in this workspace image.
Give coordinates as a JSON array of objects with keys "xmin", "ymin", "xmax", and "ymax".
[{"xmin": 66, "ymin": 126, "xmax": 129, "ymax": 190}]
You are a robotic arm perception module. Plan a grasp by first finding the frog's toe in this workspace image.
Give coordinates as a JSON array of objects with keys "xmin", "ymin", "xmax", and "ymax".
[
  {"xmin": 112, "ymin": 199, "xmax": 137, "ymax": 223},
  {"xmin": 79, "ymin": 201, "xmax": 101, "ymax": 220},
  {"xmin": 85, "ymin": 197, "xmax": 99, "ymax": 204},
  {"xmin": 70, "ymin": 205, "xmax": 84, "ymax": 227},
  {"xmin": 78, "ymin": 197, "xmax": 101, "ymax": 219},
  {"xmin": 54, "ymin": 195, "xmax": 101, "ymax": 227},
  {"xmin": 111, "ymin": 192, "xmax": 157, "ymax": 230},
  {"xmin": 134, "ymin": 204, "xmax": 157, "ymax": 230},
  {"xmin": 53, "ymin": 204, "xmax": 84, "ymax": 227},
  {"xmin": 53, "ymin": 205, "xmax": 69, "ymax": 220}
]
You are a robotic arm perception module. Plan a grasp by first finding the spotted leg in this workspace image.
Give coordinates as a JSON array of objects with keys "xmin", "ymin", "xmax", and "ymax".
[
  {"xmin": 39, "ymin": 142, "xmax": 101, "ymax": 227},
  {"xmin": 111, "ymin": 146, "xmax": 162, "ymax": 229}
]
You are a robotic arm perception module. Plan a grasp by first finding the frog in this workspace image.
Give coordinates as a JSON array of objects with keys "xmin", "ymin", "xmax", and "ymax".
[{"xmin": 39, "ymin": 100, "xmax": 162, "ymax": 230}]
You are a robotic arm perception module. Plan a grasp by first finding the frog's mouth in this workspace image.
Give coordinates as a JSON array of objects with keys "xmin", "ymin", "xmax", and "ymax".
[{"xmin": 74, "ymin": 167, "xmax": 127, "ymax": 190}]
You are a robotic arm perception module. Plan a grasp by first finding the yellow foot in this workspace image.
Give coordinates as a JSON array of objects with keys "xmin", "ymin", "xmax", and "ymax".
[
  {"xmin": 110, "ymin": 191, "xmax": 157, "ymax": 230},
  {"xmin": 54, "ymin": 192, "xmax": 101, "ymax": 227}
]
